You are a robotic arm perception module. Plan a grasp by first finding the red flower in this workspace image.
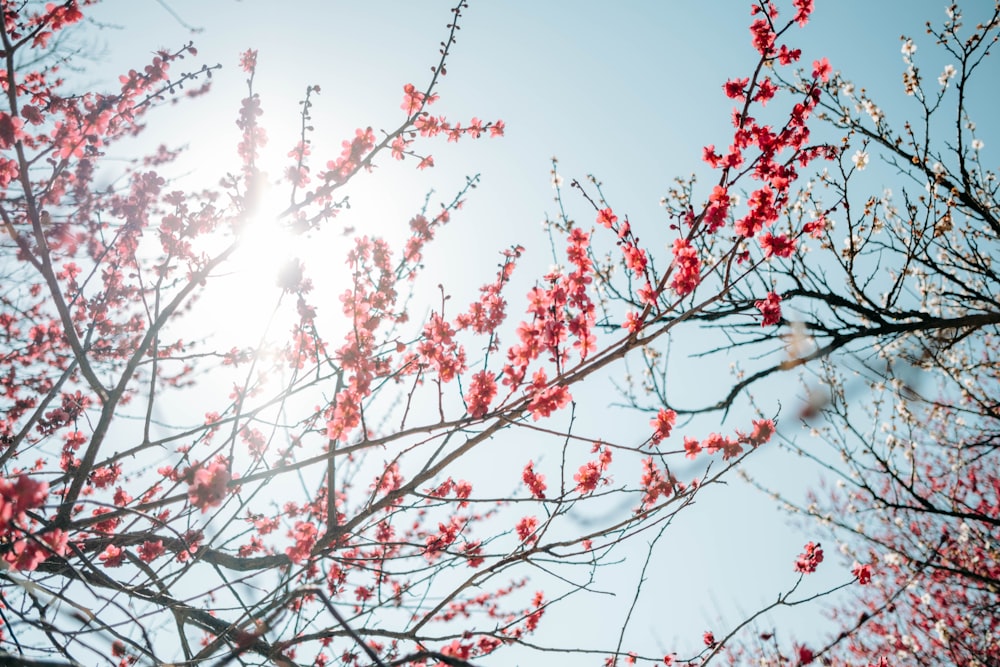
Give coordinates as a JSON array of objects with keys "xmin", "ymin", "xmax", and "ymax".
[
  {"xmin": 10, "ymin": 475, "xmax": 48, "ymax": 515},
  {"xmin": 793, "ymin": 0, "xmax": 814, "ymax": 26},
  {"xmin": 465, "ymin": 370, "xmax": 497, "ymax": 418},
  {"xmin": 650, "ymin": 408, "xmax": 676, "ymax": 445},
  {"xmin": 400, "ymin": 83, "xmax": 425, "ymax": 115},
  {"xmin": 522, "ymin": 462, "xmax": 547, "ymax": 499},
  {"xmin": 812, "ymin": 57, "xmax": 832, "ymax": 82},
  {"xmin": 794, "ymin": 541, "xmax": 824, "ymax": 574},
  {"xmin": 391, "ymin": 135, "xmax": 409, "ymax": 160},
  {"xmin": 239, "ymin": 49, "xmax": 258, "ymax": 73},
  {"xmin": 750, "ymin": 18, "xmax": 775, "ymax": 54},
  {"xmin": 684, "ymin": 436, "xmax": 702, "ymax": 459},
  {"xmin": 640, "ymin": 458, "xmax": 672, "ymax": 508},
  {"xmin": 137, "ymin": 540, "xmax": 165, "ymax": 563},
  {"xmin": 285, "ymin": 521, "xmax": 319, "ymax": 564},
  {"xmin": 724, "ymin": 77, "xmax": 749, "ymax": 101},
  {"xmin": 516, "ymin": 516, "xmax": 539, "ymax": 543},
  {"xmin": 6, "ymin": 540, "xmax": 47, "ymax": 571},
  {"xmin": 99, "ymin": 544, "xmax": 125, "ymax": 568},
  {"xmin": 704, "ymin": 185, "xmax": 730, "ymax": 232},
  {"xmin": 597, "ymin": 208, "xmax": 618, "ymax": 228},
  {"xmin": 802, "ymin": 217, "xmax": 826, "ymax": 238},
  {"xmin": 703, "ymin": 144, "xmax": 722, "ymax": 168},
  {"xmin": 670, "ymin": 238, "xmax": 701, "ymax": 296},
  {"xmin": 755, "ymin": 292, "xmax": 782, "ymax": 326},
  {"xmin": 574, "ymin": 461, "xmax": 601, "ymax": 494},
  {"xmin": 527, "ymin": 384, "xmax": 571, "ymax": 420},
  {"xmin": 188, "ymin": 460, "xmax": 231, "ymax": 513},
  {"xmin": 754, "ymin": 77, "xmax": 778, "ymax": 105},
  {"xmin": 777, "ymin": 44, "xmax": 802, "ymax": 65},
  {"xmin": 467, "ymin": 117, "xmax": 484, "ymax": 138},
  {"xmin": 852, "ymin": 561, "xmax": 872, "ymax": 585},
  {"xmin": 736, "ymin": 186, "xmax": 778, "ymax": 238},
  {"xmin": 749, "ymin": 419, "xmax": 775, "ymax": 446},
  {"xmin": 761, "ymin": 232, "xmax": 797, "ymax": 258},
  {"xmin": 90, "ymin": 463, "xmax": 122, "ymax": 489}
]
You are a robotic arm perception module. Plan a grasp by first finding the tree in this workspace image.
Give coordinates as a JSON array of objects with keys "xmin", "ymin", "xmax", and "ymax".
[
  {"xmin": 654, "ymin": 3, "xmax": 999, "ymax": 665},
  {"xmin": 1, "ymin": 0, "xmax": 921, "ymax": 666}
]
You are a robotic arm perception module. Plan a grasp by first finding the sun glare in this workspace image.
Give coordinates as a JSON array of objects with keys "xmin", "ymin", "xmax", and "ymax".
[{"xmin": 193, "ymin": 183, "xmax": 306, "ymax": 351}]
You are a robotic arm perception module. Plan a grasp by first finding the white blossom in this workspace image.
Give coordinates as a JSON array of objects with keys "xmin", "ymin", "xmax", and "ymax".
[
  {"xmin": 862, "ymin": 99, "xmax": 883, "ymax": 123},
  {"xmin": 935, "ymin": 618, "xmax": 949, "ymax": 646},
  {"xmin": 938, "ymin": 64, "xmax": 956, "ymax": 86}
]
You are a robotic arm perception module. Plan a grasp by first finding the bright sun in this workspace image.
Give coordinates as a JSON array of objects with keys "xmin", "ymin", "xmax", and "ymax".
[{"xmin": 192, "ymin": 178, "xmax": 308, "ymax": 351}]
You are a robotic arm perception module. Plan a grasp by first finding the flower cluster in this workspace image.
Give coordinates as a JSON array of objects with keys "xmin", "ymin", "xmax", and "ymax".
[
  {"xmin": 756, "ymin": 291, "xmax": 782, "ymax": 326},
  {"xmin": 670, "ymin": 238, "xmax": 701, "ymax": 297},
  {"xmin": 522, "ymin": 461, "xmax": 547, "ymax": 499},
  {"xmin": 682, "ymin": 419, "xmax": 776, "ymax": 461},
  {"xmin": 794, "ymin": 541, "xmax": 824, "ymax": 574},
  {"xmin": 1, "ymin": 475, "xmax": 67, "ymax": 571},
  {"xmin": 502, "ymin": 227, "xmax": 597, "ymax": 418},
  {"xmin": 696, "ymin": 0, "xmax": 836, "ymax": 325},
  {"xmin": 638, "ymin": 457, "xmax": 680, "ymax": 509},
  {"xmin": 650, "ymin": 408, "xmax": 677, "ymax": 445},
  {"xmin": 574, "ymin": 444, "xmax": 613, "ymax": 494},
  {"xmin": 187, "ymin": 458, "xmax": 232, "ymax": 513},
  {"xmin": 391, "ymin": 83, "xmax": 504, "ymax": 171}
]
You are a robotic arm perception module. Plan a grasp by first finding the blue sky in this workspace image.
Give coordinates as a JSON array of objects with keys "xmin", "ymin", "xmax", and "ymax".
[{"xmin": 71, "ymin": 0, "xmax": 995, "ymax": 663}]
